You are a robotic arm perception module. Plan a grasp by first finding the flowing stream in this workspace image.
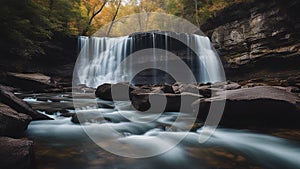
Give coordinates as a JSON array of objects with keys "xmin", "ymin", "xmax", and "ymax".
[{"xmin": 22, "ymin": 93, "xmax": 300, "ymax": 169}]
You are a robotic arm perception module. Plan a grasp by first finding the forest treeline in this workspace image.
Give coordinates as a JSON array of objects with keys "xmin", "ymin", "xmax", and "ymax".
[{"xmin": 0, "ymin": 0, "xmax": 251, "ymax": 70}]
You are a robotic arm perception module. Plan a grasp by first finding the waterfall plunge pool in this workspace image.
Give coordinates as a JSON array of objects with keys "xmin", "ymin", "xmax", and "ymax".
[{"xmin": 23, "ymin": 92, "xmax": 300, "ymax": 169}]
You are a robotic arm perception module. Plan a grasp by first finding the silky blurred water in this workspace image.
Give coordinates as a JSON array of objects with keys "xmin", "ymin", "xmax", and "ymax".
[{"xmin": 24, "ymin": 95, "xmax": 300, "ymax": 169}]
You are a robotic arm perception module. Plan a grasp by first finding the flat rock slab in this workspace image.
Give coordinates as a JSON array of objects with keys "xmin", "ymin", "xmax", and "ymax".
[
  {"xmin": 5, "ymin": 72, "xmax": 55, "ymax": 92},
  {"xmin": 0, "ymin": 85, "xmax": 52, "ymax": 120},
  {"xmin": 0, "ymin": 137, "xmax": 34, "ymax": 169},
  {"xmin": 214, "ymin": 86, "xmax": 300, "ymax": 103},
  {"xmin": 193, "ymin": 86, "xmax": 300, "ymax": 128},
  {"xmin": 0, "ymin": 103, "xmax": 31, "ymax": 137},
  {"xmin": 8, "ymin": 72, "xmax": 51, "ymax": 84}
]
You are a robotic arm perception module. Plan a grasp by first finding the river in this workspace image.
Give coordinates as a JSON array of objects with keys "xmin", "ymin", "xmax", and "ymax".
[{"xmin": 19, "ymin": 92, "xmax": 300, "ymax": 169}]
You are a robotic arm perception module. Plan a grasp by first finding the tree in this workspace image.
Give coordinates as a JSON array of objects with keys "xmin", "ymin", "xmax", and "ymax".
[
  {"xmin": 81, "ymin": 0, "xmax": 108, "ymax": 35},
  {"xmin": 0, "ymin": 0, "xmax": 84, "ymax": 71},
  {"xmin": 0, "ymin": 0, "xmax": 52, "ymax": 59},
  {"xmin": 33, "ymin": 0, "xmax": 83, "ymax": 35},
  {"xmin": 194, "ymin": 0, "xmax": 200, "ymax": 27},
  {"xmin": 106, "ymin": 0, "xmax": 122, "ymax": 36},
  {"xmin": 165, "ymin": 0, "xmax": 250, "ymax": 26}
]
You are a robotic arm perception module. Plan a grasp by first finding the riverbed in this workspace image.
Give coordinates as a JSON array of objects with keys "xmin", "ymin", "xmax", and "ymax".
[{"xmin": 20, "ymin": 92, "xmax": 300, "ymax": 169}]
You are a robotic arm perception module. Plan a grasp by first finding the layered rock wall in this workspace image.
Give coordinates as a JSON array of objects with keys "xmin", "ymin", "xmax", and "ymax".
[{"xmin": 201, "ymin": 0, "xmax": 300, "ymax": 81}]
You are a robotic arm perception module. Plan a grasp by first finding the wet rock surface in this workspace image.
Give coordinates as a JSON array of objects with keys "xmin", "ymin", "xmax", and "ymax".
[
  {"xmin": 95, "ymin": 82, "xmax": 137, "ymax": 101},
  {"xmin": 0, "ymin": 103, "xmax": 31, "ymax": 137},
  {"xmin": 3, "ymin": 72, "xmax": 57, "ymax": 92},
  {"xmin": 193, "ymin": 86, "xmax": 300, "ymax": 128},
  {"xmin": 95, "ymin": 82, "xmax": 300, "ymax": 128},
  {"xmin": 131, "ymin": 92, "xmax": 202, "ymax": 112},
  {"xmin": 0, "ymin": 85, "xmax": 52, "ymax": 120},
  {"xmin": 0, "ymin": 137, "xmax": 34, "ymax": 169}
]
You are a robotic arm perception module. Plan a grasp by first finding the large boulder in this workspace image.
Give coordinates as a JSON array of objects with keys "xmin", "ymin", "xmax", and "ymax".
[
  {"xmin": 4, "ymin": 72, "xmax": 56, "ymax": 92},
  {"xmin": 95, "ymin": 83, "xmax": 202, "ymax": 112},
  {"xmin": 0, "ymin": 103, "xmax": 31, "ymax": 137},
  {"xmin": 0, "ymin": 137, "xmax": 35, "ymax": 169},
  {"xmin": 193, "ymin": 86, "xmax": 300, "ymax": 128},
  {"xmin": 95, "ymin": 83, "xmax": 137, "ymax": 101},
  {"xmin": 95, "ymin": 83, "xmax": 113, "ymax": 101},
  {"xmin": 131, "ymin": 92, "xmax": 202, "ymax": 112},
  {"xmin": 0, "ymin": 85, "xmax": 52, "ymax": 120}
]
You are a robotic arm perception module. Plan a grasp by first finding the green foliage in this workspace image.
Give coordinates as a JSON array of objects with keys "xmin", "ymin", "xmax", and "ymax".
[
  {"xmin": 165, "ymin": 0, "xmax": 252, "ymax": 25},
  {"xmin": 0, "ymin": 0, "xmax": 253, "ymax": 70},
  {"xmin": 0, "ymin": 0, "xmax": 83, "ymax": 61},
  {"xmin": 0, "ymin": 0, "xmax": 45, "ymax": 58}
]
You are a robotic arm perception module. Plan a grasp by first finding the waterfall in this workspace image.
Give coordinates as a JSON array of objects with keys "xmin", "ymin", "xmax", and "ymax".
[
  {"xmin": 193, "ymin": 34, "xmax": 223, "ymax": 83},
  {"xmin": 75, "ymin": 33, "xmax": 223, "ymax": 88},
  {"xmin": 152, "ymin": 32, "xmax": 157, "ymax": 84},
  {"xmin": 76, "ymin": 36, "xmax": 132, "ymax": 87}
]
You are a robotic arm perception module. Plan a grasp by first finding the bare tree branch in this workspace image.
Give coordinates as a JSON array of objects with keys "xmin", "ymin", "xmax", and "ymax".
[
  {"xmin": 107, "ymin": 0, "xmax": 122, "ymax": 36},
  {"xmin": 82, "ymin": 0, "xmax": 108, "ymax": 35},
  {"xmin": 194, "ymin": 0, "xmax": 200, "ymax": 27},
  {"xmin": 88, "ymin": 0, "xmax": 107, "ymax": 26}
]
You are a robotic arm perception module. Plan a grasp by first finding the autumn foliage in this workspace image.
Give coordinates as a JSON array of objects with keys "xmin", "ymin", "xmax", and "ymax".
[{"xmin": 0, "ymin": 0, "xmax": 251, "ymax": 68}]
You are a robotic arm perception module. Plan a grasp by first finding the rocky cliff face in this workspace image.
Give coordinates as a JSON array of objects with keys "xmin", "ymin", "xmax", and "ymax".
[{"xmin": 201, "ymin": 0, "xmax": 300, "ymax": 81}]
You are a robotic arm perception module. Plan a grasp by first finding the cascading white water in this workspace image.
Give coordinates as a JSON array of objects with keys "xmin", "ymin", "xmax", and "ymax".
[
  {"xmin": 152, "ymin": 32, "xmax": 157, "ymax": 84},
  {"xmin": 76, "ymin": 33, "xmax": 223, "ymax": 88},
  {"xmin": 193, "ymin": 35, "xmax": 223, "ymax": 83},
  {"xmin": 76, "ymin": 36, "xmax": 132, "ymax": 87}
]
